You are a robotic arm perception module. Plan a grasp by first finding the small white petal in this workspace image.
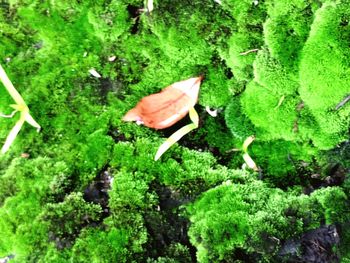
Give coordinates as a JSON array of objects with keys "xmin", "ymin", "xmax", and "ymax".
[
  {"xmin": 108, "ymin": 56, "xmax": 116, "ymax": 62},
  {"xmin": 89, "ymin": 68, "xmax": 102, "ymax": 78},
  {"xmin": 205, "ymin": 106, "xmax": 218, "ymax": 117},
  {"xmin": 25, "ymin": 112, "xmax": 41, "ymax": 131}
]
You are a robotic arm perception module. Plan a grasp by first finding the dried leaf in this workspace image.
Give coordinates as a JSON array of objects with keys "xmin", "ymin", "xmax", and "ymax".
[
  {"xmin": 123, "ymin": 76, "xmax": 202, "ymax": 129},
  {"xmin": 123, "ymin": 76, "xmax": 203, "ymax": 160}
]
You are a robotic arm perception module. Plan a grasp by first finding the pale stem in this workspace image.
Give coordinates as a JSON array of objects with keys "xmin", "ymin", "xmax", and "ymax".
[
  {"xmin": 0, "ymin": 110, "xmax": 17, "ymax": 118},
  {"xmin": 0, "ymin": 64, "xmax": 26, "ymax": 106},
  {"xmin": 1, "ymin": 114, "xmax": 26, "ymax": 154},
  {"xmin": 0, "ymin": 63, "xmax": 41, "ymax": 153},
  {"xmin": 243, "ymin": 135, "xmax": 255, "ymax": 152},
  {"xmin": 155, "ymin": 107, "xmax": 199, "ymax": 161},
  {"xmin": 240, "ymin": 49, "xmax": 259, "ymax": 56}
]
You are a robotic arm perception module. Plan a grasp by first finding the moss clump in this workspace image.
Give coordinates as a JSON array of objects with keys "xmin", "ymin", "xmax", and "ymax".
[
  {"xmin": 225, "ymin": 96, "xmax": 256, "ymax": 140},
  {"xmin": 0, "ymin": 0, "xmax": 349, "ymax": 262},
  {"xmin": 299, "ymin": 2, "xmax": 350, "ymax": 149},
  {"xmin": 225, "ymin": 0, "xmax": 350, "ymax": 151},
  {"xmin": 224, "ymin": 0, "xmax": 350, "ymax": 181},
  {"xmin": 187, "ymin": 180, "xmax": 349, "ymax": 262},
  {"xmin": 0, "ymin": 157, "xmax": 72, "ymax": 261},
  {"xmin": 70, "ymin": 227, "xmax": 130, "ymax": 263},
  {"xmin": 219, "ymin": 0, "xmax": 267, "ymax": 82}
]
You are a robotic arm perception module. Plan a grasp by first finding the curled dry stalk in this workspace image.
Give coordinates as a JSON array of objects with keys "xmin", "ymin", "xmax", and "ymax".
[
  {"xmin": 0, "ymin": 64, "xmax": 40, "ymax": 153},
  {"xmin": 155, "ymin": 107, "xmax": 199, "ymax": 160},
  {"xmin": 242, "ymin": 135, "xmax": 259, "ymax": 171}
]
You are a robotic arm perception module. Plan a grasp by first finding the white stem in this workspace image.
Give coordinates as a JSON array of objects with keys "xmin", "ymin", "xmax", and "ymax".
[
  {"xmin": 0, "ymin": 110, "xmax": 17, "ymax": 118},
  {"xmin": 1, "ymin": 116, "xmax": 26, "ymax": 153},
  {"xmin": 155, "ymin": 107, "xmax": 199, "ymax": 161},
  {"xmin": 0, "ymin": 64, "xmax": 26, "ymax": 106}
]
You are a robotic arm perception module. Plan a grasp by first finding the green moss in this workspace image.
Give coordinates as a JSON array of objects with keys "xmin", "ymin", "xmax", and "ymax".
[
  {"xmin": 250, "ymin": 140, "xmax": 317, "ymax": 185},
  {"xmin": 187, "ymin": 180, "xmax": 349, "ymax": 262},
  {"xmin": 187, "ymin": 182, "xmax": 250, "ymax": 263},
  {"xmin": 199, "ymin": 65, "xmax": 235, "ymax": 108},
  {"xmin": 225, "ymin": 96, "xmax": 256, "ymax": 140},
  {"xmin": 299, "ymin": 2, "xmax": 350, "ymax": 149},
  {"xmin": 0, "ymin": 157, "xmax": 73, "ymax": 259},
  {"xmin": 253, "ymin": 49, "xmax": 299, "ymax": 95},
  {"xmin": 241, "ymin": 81, "xmax": 299, "ymax": 141},
  {"xmin": 224, "ymin": 32, "xmax": 261, "ymax": 82},
  {"xmin": 78, "ymin": 129, "xmax": 114, "ymax": 184},
  {"xmin": 0, "ymin": 0, "xmax": 350, "ymax": 262},
  {"xmin": 219, "ymin": 0, "xmax": 267, "ymax": 82},
  {"xmin": 198, "ymin": 115, "xmax": 237, "ymax": 153},
  {"xmin": 39, "ymin": 192, "xmax": 102, "ymax": 238},
  {"xmin": 263, "ymin": 0, "xmax": 315, "ymax": 69},
  {"xmin": 70, "ymin": 227, "xmax": 130, "ymax": 263},
  {"xmin": 109, "ymin": 170, "xmax": 156, "ymax": 210},
  {"xmin": 311, "ymin": 186, "xmax": 350, "ymax": 224},
  {"xmin": 110, "ymin": 138, "xmax": 248, "ymax": 192}
]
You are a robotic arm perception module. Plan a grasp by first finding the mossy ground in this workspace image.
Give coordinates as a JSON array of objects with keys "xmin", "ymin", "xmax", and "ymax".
[{"xmin": 0, "ymin": 0, "xmax": 349, "ymax": 262}]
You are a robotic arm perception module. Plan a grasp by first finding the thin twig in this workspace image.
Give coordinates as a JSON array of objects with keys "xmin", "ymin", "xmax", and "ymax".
[
  {"xmin": 335, "ymin": 94, "xmax": 350, "ymax": 110},
  {"xmin": 240, "ymin": 49, "xmax": 259, "ymax": 56}
]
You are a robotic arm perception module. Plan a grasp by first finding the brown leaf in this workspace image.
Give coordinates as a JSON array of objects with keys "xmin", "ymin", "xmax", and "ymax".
[{"xmin": 123, "ymin": 76, "xmax": 203, "ymax": 129}]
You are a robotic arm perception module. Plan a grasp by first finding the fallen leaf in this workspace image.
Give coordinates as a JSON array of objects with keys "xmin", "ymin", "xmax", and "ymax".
[{"xmin": 123, "ymin": 76, "xmax": 203, "ymax": 129}]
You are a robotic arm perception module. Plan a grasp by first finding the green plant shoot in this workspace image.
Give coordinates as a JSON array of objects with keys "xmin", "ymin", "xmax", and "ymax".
[
  {"xmin": 0, "ymin": 64, "xmax": 41, "ymax": 153},
  {"xmin": 155, "ymin": 107, "xmax": 199, "ymax": 161}
]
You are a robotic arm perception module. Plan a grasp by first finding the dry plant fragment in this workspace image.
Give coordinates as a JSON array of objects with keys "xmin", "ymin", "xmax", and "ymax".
[
  {"xmin": 335, "ymin": 94, "xmax": 350, "ymax": 110},
  {"xmin": 240, "ymin": 49, "xmax": 259, "ymax": 56},
  {"xmin": 123, "ymin": 76, "xmax": 203, "ymax": 160},
  {"xmin": 274, "ymin": 95, "xmax": 285, "ymax": 110},
  {"xmin": 89, "ymin": 68, "xmax": 102, "ymax": 78},
  {"xmin": 242, "ymin": 135, "xmax": 259, "ymax": 171},
  {"xmin": 0, "ymin": 64, "xmax": 41, "ymax": 153},
  {"xmin": 123, "ymin": 76, "xmax": 202, "ymax": 129},
  {"xmin": 146, "ymin": 0, "xmax": 154, "ymax": 13},
  {"xmin": 205, "ymin": 106, "xmax": 218, "ymax": 117},
  {"xmin": 155, "ymin": 107, "xmax": 199, "ymax": 161}
]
